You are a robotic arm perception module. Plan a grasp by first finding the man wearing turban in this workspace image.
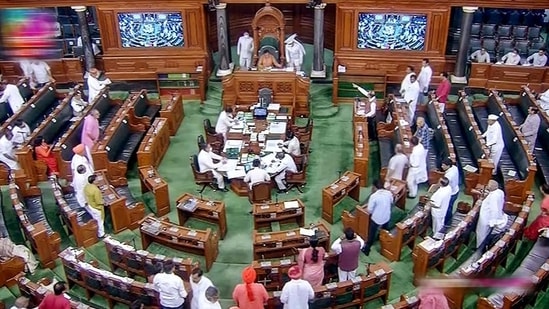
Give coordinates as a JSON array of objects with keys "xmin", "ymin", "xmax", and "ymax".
[
  {"xmin": 71, "ymin": 143, "xmax": 94, "ymax": 178},
  {"xmin": 231, "ymin": 266, "xmax": 269, "ymax": 309},
  {"xmin": 280, "ymin": 266, "xmax": 314, "ymax": 309}
]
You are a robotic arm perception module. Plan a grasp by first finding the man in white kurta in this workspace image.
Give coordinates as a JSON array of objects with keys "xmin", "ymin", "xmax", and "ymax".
[
  {"xmin": 280, "ymin": 131, "xmax": 301, "ymax": 156},
  {"xmin": 237, "ymin": 32, "xmax": 254, "ymax": 70},
  {"xmin": 406, "ymin": 136, "xmax": 428, "ymax": 198},
  {"xmin": 429, "ymin": 177, "xmax": 452, "ymax": 235},
  {"xmin": 280, "ymin": 266, "xmax": 314, "ymax": 309},
  {"xmin": 198, "ymin": 286, "xmax": 222, "ymax": 309},
  {"xmin": 285, "ymin": 34, "xmax": 306, "ymax": 72},
  {"xmin": 519, "ymin": 107, "xmax": 541, "ymax": 150},
  {"xmin": 197, "ymin": 143, "xmax": 227, "ymax": 191},
  {"xmin": 215, "ymin": 108, "xmax": 235, "ymax": 141},
  {"xmin": 190, "ymin": 269, "xmax": 213, "ymax": 309},
  {"xmin": 0, "ymin": 131, "xmax": 19, "ymax": 170},
  {"xmin": 482, "ymin": 114, "xmax": 505, "ymax": 174},
  {"xmin": 270, "ymin": 152, "xmax": 298, "ymax": 192},
  {"xmin": 476, "ymin": 180, "xmax": 507, "ymax": 248},
  {"xmin": 11, "ymin": 120, "xmax": 31, "ymax": 146},
  {"xmin": 500, "ymin": 49, "xmax": 521, "ymax": 65},
  {"xmin": 417, "ymin": 59, "xmax": 433, "ymax": 103},
  {"xmin": 400, "ymin": 66, "xmax": 415, "ymax": 92},
  {"xmin": 0, "ymin": 81, "xmax": 25, "ymax": 113},
  {"xmin": 402, "ymin": 74, "xmax": 421, "ymax": 121},
  {"xmin": 87, "ymin": 68, "xmax": 111, "ymax": 103}
]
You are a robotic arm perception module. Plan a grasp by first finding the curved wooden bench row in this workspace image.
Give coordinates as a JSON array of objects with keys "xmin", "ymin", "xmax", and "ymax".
[
  {"xmin": 17, "ymin": 274, "xmax": 95, "ymax": 308},
  {"xmin": 16, "ymin": 85, "xmax": 81, "ymax": 185},
  {"xmin": 446, "ymin": 96, "xmax": 494, "ymax": 195},
  {"xmin": 9, "ymin": 181, "xmax": 61, "ymax": 269},
  {"xmin": 445, "ymin": 194, "xmax": 533, "ymax": 309}
]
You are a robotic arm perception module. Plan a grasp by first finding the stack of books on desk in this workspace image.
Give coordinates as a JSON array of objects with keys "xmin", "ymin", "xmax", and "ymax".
[{"xmin": 177, "ymin": 199, "xmax": 198, "ymax": 213}]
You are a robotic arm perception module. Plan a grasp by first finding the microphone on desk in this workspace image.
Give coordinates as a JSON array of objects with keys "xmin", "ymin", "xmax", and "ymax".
[
  {"xmin": 275, "ymin": 192, "xmax": 278, "ymax": 203},
  {"xmin": 261, "ymin": 254, "xmax": 265, "ymax": 261}
]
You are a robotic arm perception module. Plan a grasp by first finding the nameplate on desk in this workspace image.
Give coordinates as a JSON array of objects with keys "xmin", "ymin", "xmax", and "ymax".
[
  {"xmin": 404, "ymin": 218, "xmax": 414, "ymax": 226},
  {"xmin": 516, "ymin": 217, "xmax": 524, "ymax": 225},
  {"xmin": 197, "ymin": 241, "xmax": 204, "ymax": 248},
  {"xmin": 261, "ymin": 235, "xmax": 271, "ymax": 240},
  {"xmin": 286, "ymin": 231, "xmax": 296, "ymax": 237},
  {"xmin": 211, "ymin": 211, "xmax": 219, "ymax": 218},
  {"xmin": 169, "ymin": 227, "xmax": 179, "ymax": 233},
  {"xmin": 325, "ymin": 282, "xmax": 337, "ymax": 290},
  {"xmin": 273, "ymin": 291, "xmax": 282, "ymax": 297},
  {"xmin": 522, "ymin": 206, "xmax": 530, "ymax": 212},
  {"xmin": 542, "ymin": 263, "xmax": 549, "ymax": 271},
  {"xmin": 496, "ymin": 240, "xmax": 506, "ymax": 248},
  {"xmin": 10, "ymin": 193, "xmax": 17, "ymax": 200},
  {"xmin": 260, "ymin": 261, "xmax": 272, "ymax": 267},
  {"xmin": 275, "ymin": 242, "xmax": 283, "ymax": 248},
  {"xmin": 260, "ymin": 205, "xmax": 270, "ymax": 210},
  {"xmin": 280, "ymin": 259, "xmax": 291, "ymax": 265},
  {"xmin": 187, "ymin": 230, "xmax": 197, "ymax": 237},
  {"xmin": 330, "ymin": 184, "xmax": 339, "ymax": 190},
  {"xmin": 108, "ymin": 194, "xmax": 115, "ymax": 200}
]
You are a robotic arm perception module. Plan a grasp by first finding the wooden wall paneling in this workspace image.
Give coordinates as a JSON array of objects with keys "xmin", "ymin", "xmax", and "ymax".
[
  {"xmin": 336, "ymin": 9, "xmax": 354, "ymax": 51},
  {"xmin": 185, "ymin": 8, "xmax": 207, "ymax": 50}
]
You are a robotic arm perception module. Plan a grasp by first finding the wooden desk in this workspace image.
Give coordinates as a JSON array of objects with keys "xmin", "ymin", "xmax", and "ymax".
[
  {"xmin": 252, "ymin": 199, "xmax": 305, "ymax": 230},
  {"xmin": 353, "ymin": 122, "xmax": 369, "ymax": 187},
  {"xmin": 139, "ymin": 166, "xmax": 171, "ymax": 217},
  {"xmin": 137, "ymin": 117, "xmax": 170, "ymax": 168},
  {"xmin": 266, "ymin": 262, "xmax": 393, "ymax": 309},
  {"xmin": 176, "ymin": 193, "xmax": 227, "ymax": 240},
  {"xmin": 321, "ymin": 171, "xmax": 361, "ymax": 224},
  {"xmin": 252, "ymin": 222, "xmax": 330, "ymax": 260},
  {"xmin": 17, "ymin": 275, "xmax": 93, "ymax": 308},
  {"xmin": 469, "ymin": 63, "xmax": 549, "ymax": 92},
  {"xmin": 159, "ymin": 94, "xmax": 184, "ymax": 136},
  {"xmin": 95, "ymin": 171, "xmax": 145, "ymax": 233},
  {"xmin": 104, "ymin": 236, "xmax": 194, "ymax": 280},
  {"xmin": 341, "ymin": 178, "xmax": 407, "ymax": 241},
  {"xmin": 140, "ymin": 216, "xmax": 219, "ymax": 271},
  {"xmin": 0, "ymin": 257, "xmax": 25, "ymax": 287},
  {"xmin": 221, "ymin": 71, "xmax": 310, "ymax": 117}
]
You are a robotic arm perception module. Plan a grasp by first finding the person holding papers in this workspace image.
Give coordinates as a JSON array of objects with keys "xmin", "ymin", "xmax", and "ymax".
[
  {"xmin": 198, "ymin": 143, "xmax": 228, "ymax": 192},
  {"xmin": 429, "ymin": 177, "xmax": 452, "ymax": 235},
  {"xmin": 215, "ymin": 107, "xmax": 235, "ymax": 142},
  {"xmin": 279, "ymin": 131, "xmax": 301, "ymax": 156},
  {"xmin": 243, "ymin": 159, "xmax": 270, "ymax": 189}
]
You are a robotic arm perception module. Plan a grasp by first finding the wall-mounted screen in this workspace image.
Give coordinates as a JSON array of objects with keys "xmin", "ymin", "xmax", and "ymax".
[
  {"xmin": 357, "ymin": 13, "xmax": 427, "ymax": 51},
  {"xmin": 117, "ymin": 12, "xmax": 184, "ymax": 48}
]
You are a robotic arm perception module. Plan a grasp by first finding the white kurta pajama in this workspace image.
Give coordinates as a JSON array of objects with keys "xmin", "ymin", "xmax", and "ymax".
[
  {"xmin": 237, "ymin": 34, "xmax": 254, "ymax": 70},
  {"xmin": 430, "ymin": 185, "xmax": 452, "ymax": 234},
  {"xmin": 190, "ymin": 276, "xmax": 213, "ymax": 309},
  {"xmin": 476, "ymin": 189, "xmax": 507, "ymax": 248},
  {"xmin": 406, "ymin": 143, "xmax": 428, "ymax": 198},
  {"xmin": 198, "ymin": 150, "xmax": 225, "ymax": 189},
  {"xmin": 215, "ymin": 111, "xmax": 234, "ymax": 141},
  {"xmin": 403, "ymin": 81, "xmax": 421, "ymax": 121},
  {"xmin": 482, "ymin": 122, "xmax": 505, "ymax": 173}
]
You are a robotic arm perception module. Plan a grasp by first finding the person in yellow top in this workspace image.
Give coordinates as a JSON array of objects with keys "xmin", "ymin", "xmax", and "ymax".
[{"xmin": 84, "ymin": 174, "xmax": 105, "ymax": 238}]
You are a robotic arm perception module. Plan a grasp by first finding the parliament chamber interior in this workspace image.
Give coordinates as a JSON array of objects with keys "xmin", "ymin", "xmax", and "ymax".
[{"xmin": 1, "ymin": 0, "xmax": 549, "ymax": 308}]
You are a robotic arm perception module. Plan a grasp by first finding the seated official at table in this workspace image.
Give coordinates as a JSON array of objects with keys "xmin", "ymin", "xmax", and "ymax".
[
  {"xmin": 279, "ymin": 131, "xmax": 301, "ymax": 156},
  {"xmin": 526, "ymin": 48, "xmax": 548, "ymax": 67},
  {"xmin": 499, "ymin": 48, "xmax": 521, "ymax": 65},
  {"xmin": 470, "ymin": 48, "xmax": 491, "ymax": 63},
  {"xmin": 198, "ymin": 143, "xmax": 229, "ymax": 192},
  {"xmin": 244, "ymin": 159, "xmax": 270, "ymax": 189},
  {"xmin": 257, "ymin": 50, "xmax": 282, "ymax": 70},
  {"xmin": 267, "ymin": 152, "xmax": 297, "ymax": 193}
]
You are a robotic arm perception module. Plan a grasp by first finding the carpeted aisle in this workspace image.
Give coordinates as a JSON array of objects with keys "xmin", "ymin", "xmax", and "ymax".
[{"xmin": 1, "ymin": 84, "xmax": 548, "ymax": 309}]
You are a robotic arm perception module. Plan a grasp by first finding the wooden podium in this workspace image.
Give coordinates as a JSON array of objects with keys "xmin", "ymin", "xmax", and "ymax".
[{"xmin": 321, "ymin": 171, "xmax": 361, "ymax": 224}]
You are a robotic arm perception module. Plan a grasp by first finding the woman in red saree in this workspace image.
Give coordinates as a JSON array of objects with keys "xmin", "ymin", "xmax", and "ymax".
[
  {"xmin": 33, "ymin": 136, "xmax": 59, "ymax": 176},
  {"xmin": 297, "ymin": 235, "xmax": 326, "ymax": 287}
]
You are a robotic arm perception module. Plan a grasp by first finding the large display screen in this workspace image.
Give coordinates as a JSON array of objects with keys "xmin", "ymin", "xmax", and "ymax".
[
  {"xmin": 117, "ymin": 12, "xmax": 184, "ymax": 48},
  {"xmin": 357, "ymin": 13, "xmax": 427, "ymax": 51}
]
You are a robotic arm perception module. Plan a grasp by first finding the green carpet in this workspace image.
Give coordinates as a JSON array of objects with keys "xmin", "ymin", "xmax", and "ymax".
[{"xmin": 1, "ymin": 84, "xmax": 548, "ymax": 309}]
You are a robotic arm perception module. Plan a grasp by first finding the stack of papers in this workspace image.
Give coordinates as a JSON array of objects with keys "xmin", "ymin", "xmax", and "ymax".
[
  {"xmin": 284, "ymin": 201, "xmax": 299, "ymax": 209},
  {"xmin": 299, "ymin": 228, "xmax": 315, "ymax": 236}
]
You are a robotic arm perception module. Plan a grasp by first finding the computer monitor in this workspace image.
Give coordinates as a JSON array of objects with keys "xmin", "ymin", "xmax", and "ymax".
[{"xmin": 253, "ymin": 107, "xmax": 268, "ymax": 119}]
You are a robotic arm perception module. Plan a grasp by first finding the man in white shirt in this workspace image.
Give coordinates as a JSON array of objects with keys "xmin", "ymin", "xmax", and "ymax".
[
  {"xmin": 10, "ymin": 119, "xmax": 31, "ymax": 146},
  {"xmin": 0, "ymin": 131, "xmax": 19, "ymax": 170},
  {"xmin": 361, "ymin": 179, "xmax": 393, "ymax": 256},
  {"xmin": 470, "ymin": 48, "xmax": 491, "ymax": 63},
  {"xmin": 476, "ymin": 180, "xmax": 507, "ymax": 249},
  {"xmin": 279, "ymin": 131, "xmax": 301, "ymax": 156},
  {"xmin": 153, "ymin": 260, "xmax": 187, "ymax": 309},
  {"xmin": 519, "ymin": 106, "xmax": 541, "ymax": 151},
  {"xmin": 270, "ymin": 152, "xmax": 297, "ymax": 193},
  {"xmin": 406, "ymin": 136, "xmax": 428, "ymax": 198},
  {"xmin": 72, "ymin": 164, "xmax": 93, "ymax": 207},
  {"xmin": 71, "ymin": 90, "xmax": 88, "ymax": 117},
  {"xmin": 429, "ymin": 177, "xmax": 452, "ymax": 235},
  {"xmin": 71, "ymin": 144, "xmax": 94, "ymax": 177},
  {"xmin": 352, "ymin": 84, "xmax": 377, "ymax": 139},
  {"xmin": 386, "ymin": 144, "xmax": 408, "ymax": 181},
  {"xmin": 441, "ymin": 158, "xmax": 460, "ymax": 226},
  {"xmin": 198, "ymin": 286, "xmax": 222, "ymax": 309},
  {"xmin": 331, "ymin": 228, "xmax": 364, "ymax": 281},
  {"xmin": 237, "ymin": 31, "xmax": 254, "ymax": 70},
  {"xmin": 0, "ymin": 81, "xmax": 25, "ymax": 113},
  {"xmin": 482, "ymin": 114, "xmax": 505, "ymax": 174},
  {"xmin": 190, "ymin": 268, "xmax": 213, "ymax": 309},
  {"xmin": 280, "ymin": 265, "xmax": 314, "ymax": 309},
  {"xmin": 197, "ymin": 143, "xmax": 228, "ymax": 191},
  {"xmin": 400, "ymin": 65, "xmax": 415, "ymax": 92},
  {"xmin": 417, "ymin": 58, "xmax": 433, "ymax": 103},
  {"xmin": 244, "ymin": 159, "xmax": 270, "ymax": 189},
  {"xmin": 500, "ymin": 49, "xmax": 521, "ymax": 65},
  {"xmin": 402, "ymin": 74, "xmax": 421, "ymax": 121},
  {"xmin": 29, "ymin": 60, "xmax": 53, "ymax": 87},
  {"xmin": 526, "ymin": 49, "xmax": 548, "ymax": 67},
  {"xmin": 87, "ymin": 68, "xmax": 112, "ymax": 103},
  {"xmin": 215, "ymin": 107, "xmax": 235, "ymax": 141}
]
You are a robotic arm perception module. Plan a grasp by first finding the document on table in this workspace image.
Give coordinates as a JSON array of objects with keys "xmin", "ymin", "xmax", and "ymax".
[
  {"xmin": 223, "ymin": 140, "xmax": 243, "ymax": 152},
  {"xmin": 284, "ymin": 201, "xmax": 299, "ymax": 209},
  {"xmin": 268, "ymin": 103, "xmax": 281, "ymax": 111},
  {"xmin": 299, "ymin": 228, "xmax": 315, "ymax": 236},
  {"xmin": 217, "ymin": 159, "xmax": 238, "ymax": 172},
  {"xmin": 264, "ymin": 140, "xmax": 284, "ymax": 152},
  {"xmin": 269, "ymin": 122, "xmax": 287, "ymax": 134}
]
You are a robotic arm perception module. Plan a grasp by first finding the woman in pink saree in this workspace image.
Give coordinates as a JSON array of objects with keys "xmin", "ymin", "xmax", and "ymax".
[{"xmin": 297, "ymin": 235, "xmax": 325, "ymax": 287}]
